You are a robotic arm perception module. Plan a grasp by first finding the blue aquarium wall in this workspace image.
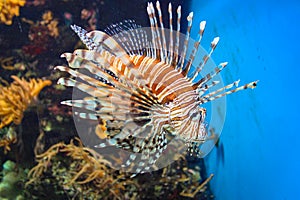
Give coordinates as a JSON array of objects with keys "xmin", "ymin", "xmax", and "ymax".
[
  {"xmin": 191, "ymin": 0, "xmax": 300, "ymax": 199},
  {"xmin": 0, "ymin": 0, "xmax": 299, "ymax": 199}
]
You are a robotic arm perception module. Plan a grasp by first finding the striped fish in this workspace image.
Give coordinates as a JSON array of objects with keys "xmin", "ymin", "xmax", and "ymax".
[{"xmin": 55, "ymin": 1, "xmax": 257, "ymax": 174}]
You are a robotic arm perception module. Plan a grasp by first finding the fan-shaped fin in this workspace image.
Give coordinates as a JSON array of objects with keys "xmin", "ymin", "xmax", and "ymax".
[
  {"xmin": 70, "ymin": 25, "xmax": 97, "ymax": 50},
  {"xmin": 105, "ymin": 20, "xmax": 149, "ymax": 56},
  {"xmin": 71, "ymin": 25, "xmax": 151, "ymax": 92}
]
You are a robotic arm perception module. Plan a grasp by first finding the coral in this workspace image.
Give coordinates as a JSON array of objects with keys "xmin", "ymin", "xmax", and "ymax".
[
  {"xmin": 0, "ymin": 76, "xmax": 51, "ymax": 129},
  {"xmin": 0, "ymin": 0, "xmax": 26, "ymax": 25},
  {"xmin": 22, "ymin": 10, "xmax": 59, "ymax": 56},
  {"xmin": 41, "ymin": 10, "xmax": 52, "ymax": 24},
  {"xmin": 40, "ymin": 11, "xmax": 59, "ymax": 38},
  {"xmin": 2, "ymin": 160, "xmax": 16, "ymax": 171},
  {"xmin": 26, "ymin": 138, "xmax": 214, "ymax": 199},
  {"xmin": 81, "ymin": 8, "xmax": 97, "ymax": 31},
  {"xmin": 0, "ymin": 134, "xmax": 17, "ymax": 154},
  {"xmin": 26, "ymin": 138, "xmax": 127, "ymax": 199},
  {"xmin": 133, "ymin": 157, "xmax": 214, "ymax": 199},
  {"xmin": 0, "ymin": 120, "xmax": 17, "ymax": 154},
  {"xmin": 25, "ymin": 0, "xmax": 45, "ymax": 6},
  {"xmin": 0, "ymin": 56, "xmax": 26, "ymax": 71},
  {"xmin": 0, "ymin": 160, "xmax": 26, "ymax": 199},
  {"xmin": 46, "ymin": 20, "xmax": 59, "ymax": 38}
]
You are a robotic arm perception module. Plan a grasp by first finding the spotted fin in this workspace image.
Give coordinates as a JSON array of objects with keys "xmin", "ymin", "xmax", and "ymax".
[{"xmin": 70, "ymin": 24, "xmax": 151, "ymax": 92}]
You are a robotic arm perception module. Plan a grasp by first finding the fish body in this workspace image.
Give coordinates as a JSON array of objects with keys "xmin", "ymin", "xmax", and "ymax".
[{"xmin": 55, "ymin": 1, "xmax": 257, "ymax": 173}]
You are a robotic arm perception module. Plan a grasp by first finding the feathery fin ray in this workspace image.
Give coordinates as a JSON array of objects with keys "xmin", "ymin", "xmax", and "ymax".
[{"xmin": 56, "ymin": 1, "xmax": 258, "ymax": 175}]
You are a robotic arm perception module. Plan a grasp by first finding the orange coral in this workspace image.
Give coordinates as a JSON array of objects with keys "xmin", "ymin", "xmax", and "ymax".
[
  {"xmin": 0, "ymin": 135, "xmax": 16, "ymax": 153},
  {"xmin": 27, "ymin": 138, "xmax": 126, "ymax": 199},
  {"xmin": 0, "ymin": 56, "xmax": 26, "ymax": 71},
  {"xmin": 0, "ymin": 125, "xmax": 17, "ymax": 154},
  {"xmin": 0, "ymin": 0, "xmax": 26, "ymax": 25},
  {"xmin": 41, "ymin": 10, "xmax": 59, "ymax": 38},
  {"xmin": 47, "ymin": 19, "xmax": 59, "ymax": 38},
  {"xmin": 41, "ymin": 10, "xmax": 52, "ymax": 24},
  {"xmin": 26, "ymin": 138, "xmax": 213, "ymax": 199},
  {"xmin": 0, "ymin": 76, "xmax": 51, "ymax": 128}
]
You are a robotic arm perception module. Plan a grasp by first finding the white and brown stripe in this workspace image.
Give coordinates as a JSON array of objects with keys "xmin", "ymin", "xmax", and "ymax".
[{"xmin": 56, "ymin": 1, "xmax": 258, "ymax": 174}]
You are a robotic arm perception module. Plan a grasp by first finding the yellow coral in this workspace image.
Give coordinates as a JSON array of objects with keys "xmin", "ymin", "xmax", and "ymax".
[
  {"xmin": 26, "ymin": 138, "xmax": 213, "ymax": 199},
  {"xmin": 0, "ymin": 0, "xmax": 26, "ymax": 25},
  {"xmin": 0, "ymin": 56, "xmax": 26, "ymax": 71},
  {"xmin": 0, "ymin": 125, "xmax": 17, "ymax": 154},
  {"xmin": 38, "ymin": 10, "xmax": 59, "ymax": 38},
  {"xmin": 0, "ymin": 135, "xmax": 16, "ymax": 153},
  {"xmin": 42, "ymin": 11, "xmax": 59, "ymax": 38},
  {"xmin": 0, "ymin": 76, "xmax": 51, "ymax": 128},
  {"xmin": 27, "ymin": 138, "xmax": 126, "ymax": 199},
  {"xmin": 47, "ymin": 19, "xmax": 59, "ymax": 38},
  {"xmin": 41, "ymin": 10, "xmax": 52, "ymax": 24}
]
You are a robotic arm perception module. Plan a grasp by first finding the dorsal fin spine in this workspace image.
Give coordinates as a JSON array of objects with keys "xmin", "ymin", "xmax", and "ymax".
[
  {"xmin": 147, "ymin": 3, "xmax": 158, "ymax": 59},
  {"xmin": 174, "ymin": 5, "xmax": 181, "ymax": 68},
  {"xmin": 184, "ymin": 21, "xmax": 206, "ymax": 80},
  {"xmin": 156, "ymin": 1, "xmax": 168, "ymax": 63},
  {"xmin": 178, "ymin": 12, "xmax": 193, "ymax": 73},
  {"xmin": 200, "ymin": 80, "xmax": 258, "ymax": 104},
  {"xmin": 192, "ymin": 62, "xmax": 227, "ymax": 89},
  {"xmin": 149, "ymin": 2, "xmax": 164, "ymax": 61},
  {"xmin": 191, "ymin": 36, "xmax": 220, "ymax": 83},
  {"xmin": 168, "ymin": 3, "xmax": 174, "ymax": 65}
]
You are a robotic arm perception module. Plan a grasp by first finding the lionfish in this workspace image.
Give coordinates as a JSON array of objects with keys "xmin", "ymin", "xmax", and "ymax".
[{"xmin": 55, "ymin": 1, "xmax": 257, "ymax": 173}]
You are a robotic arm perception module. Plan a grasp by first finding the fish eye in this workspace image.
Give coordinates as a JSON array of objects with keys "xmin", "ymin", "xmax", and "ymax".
[{"xmin": 190, "ymin": 112, "xmax": 198, "ymax": 119}]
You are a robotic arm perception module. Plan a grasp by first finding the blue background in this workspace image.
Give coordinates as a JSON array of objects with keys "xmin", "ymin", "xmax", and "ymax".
[{"xmin": 190, "ymin": 0, "xmax": 300, "ymax": 199}]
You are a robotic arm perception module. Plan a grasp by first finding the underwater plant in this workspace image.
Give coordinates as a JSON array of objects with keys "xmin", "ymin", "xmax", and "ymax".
[
  {"xmin": 0, "ymin": 126, "xmax": 17, "ymax": 154},
  {"xmin": 25, "ymin": 0, "xmax": 45, "ymax": 6},
  {"xmin": 0, "ymin": 160, "xmax": 26, "ymax": 199},
  {"xmin": 0, "ymin": 0, "xmax": 26, "ymax": 25},
  {"xmin": 22, "ymin": 10, "xmax": 59, "ymax": 56},
  {"xmin": 0, "ymin": 76, "xmax": 51, "ymax": 129},
  {"xmin": 26, "ymin": 138, "xmax": 213, "ymax": 199},
  {"xmin": 0, "ymin": 56, "xmax": 26, "ymax": 71},
  {"xmin": 26, "ymin": 138, "xmax": 133, "ymax": 199}
]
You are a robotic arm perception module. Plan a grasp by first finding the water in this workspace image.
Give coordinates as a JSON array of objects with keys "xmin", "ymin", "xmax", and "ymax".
[
  {"xmin": 190, "ymin": 0, "xmax": 300, "ymax": 199},
  {"xmin": 1, "ymin": 0, "xmax": 299, "ymax": 199}
]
